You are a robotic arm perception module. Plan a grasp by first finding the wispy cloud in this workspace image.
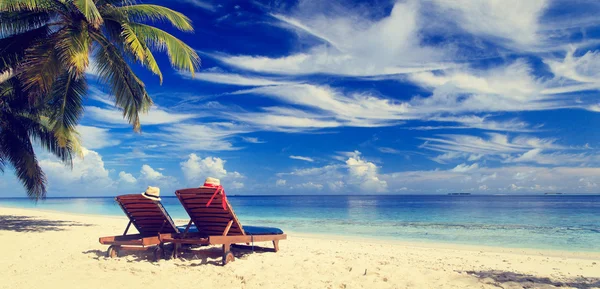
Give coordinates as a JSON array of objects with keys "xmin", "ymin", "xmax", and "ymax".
[
  {"xmin": 289, "ymin": 155, "xmax": 314, "ymax": 162},
  {"xmin": 178, "ymin": 71, "xmax": 294, "ymax": 86},
  {"xmin": 241, "ymin": 137, "xmax": 266, "ymax": 144},
  {"xmin": 175, "ymin": 0, "xmax": 216, "ymax": 11},
  {"xmin": 430, "ymin": 0, "xmax": 548, "ymax": 49},
  {"xmin": 156, "ymin": 123, "xmax": 251, "ymax": 151},
  {"xmin": 85, "ymin": 106, "xmax": 199, "ymax": 127},
  {"xmin": 214, "ymin": 1, "xmax": 450, "ymax": 77},
  {"xmin": 76, "ymin": 125, "xmax": 120, "ymax": 149}
]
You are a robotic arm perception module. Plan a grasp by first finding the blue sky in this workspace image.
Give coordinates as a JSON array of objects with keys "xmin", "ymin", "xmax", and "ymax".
[{"xmin": 4, "ymin": 0, "xmax": 600, "ymax": 196}]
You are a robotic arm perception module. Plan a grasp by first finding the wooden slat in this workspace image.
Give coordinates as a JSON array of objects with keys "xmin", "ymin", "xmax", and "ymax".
[
  {"xmin": 129, "ymin": 216, "xmax": 167, "ymax": 220},
  {"xmin": 126, "ymin": 209, "xmax": 162, "ymax": 214},
  {"xmin": 187, "ymin": 208, "xmax": 230, "ymax": 214},
  {"xmin": 189, "ymin": 217, "xmax": 236, "ymax": 223},
  {"xmin": 129, "ymin": 215, "xmax": 167, "ymax": 221},
  {"xmin": 121, "ymin": 204, "xmax": 159, "ymax": 209},
  {"xmin": 133, "ymin": 222, "xmax": 166, "ymax": 227},
  {"xmin": 182, "ymin": 199, "xmax": 224, "ymax": 206}
]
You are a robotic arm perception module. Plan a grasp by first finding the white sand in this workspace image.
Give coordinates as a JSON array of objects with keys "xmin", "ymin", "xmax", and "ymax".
[{"xmin": 0, "ymin": 206, "xmax": 599, "ymax": 289}]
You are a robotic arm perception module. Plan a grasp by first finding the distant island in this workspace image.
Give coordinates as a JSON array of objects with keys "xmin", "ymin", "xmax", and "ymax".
[
  {"xmin": 544, "ymin": 193, "xmax": 564, "ymax": 195},
  {"xmin": 448, "ymin": 193, "xmax": 471, "ymax": 196}
]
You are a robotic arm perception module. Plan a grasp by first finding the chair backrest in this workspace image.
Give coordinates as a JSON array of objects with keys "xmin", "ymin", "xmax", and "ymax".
[
  {"xmin": 115, "ymin": 194, "xmax": 179, "ymax": 235},
  {"xmin": 175, "ymin": 187, "xmax": 246, "ymax": 236}
]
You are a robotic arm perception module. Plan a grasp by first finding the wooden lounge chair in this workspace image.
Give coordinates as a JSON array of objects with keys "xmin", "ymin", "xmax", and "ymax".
[
  {"xmin": 99, "ymin": 194, "xmax": 179, "ymax": 261},
  {"xmin": 160, "ymin": 187, "xmax": 287, "ymax": 265}
]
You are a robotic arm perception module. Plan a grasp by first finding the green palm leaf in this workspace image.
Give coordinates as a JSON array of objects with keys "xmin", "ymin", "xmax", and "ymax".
[
  {"xmin": 130, "ymin": 23, "xmax": 199, "ymax": 75},
  {"xmin": 46, "ymin": 71, "xmax": 86, "ymax": 147},
  {"xmin": 0, "ymin": 25, "xmax": 50, "ymax": 78},
  {"xmin": 118, "ymin": 4, "xmax": 194, "ymax": 31},
  {"xmin": 72, "ymin": 0, "xmax": 103, "ymax": 28},
  {"xmin": 120, "ymin": 22, "xmax": 162, "ymax": 82},
  {"xmin": 0, "ymin": 111, "xmax": 47, "ymax": 200},
  {"xmin": 55, "ymin": 22, "xmax": 91, "ymax": 77},
  {"xmin": 20, "ymin": 41, "xmax": 62, "ymax": 96},
  {"xmin": 0, "ymin": 10, "xmax": 50, "ymax": 37},
  {"xmin": 0, "ymin": 0, "xmax": 54, "ymax": 12},
  {"xmin": 90, "ymin": 30, "xmax": 151, "ymax": 131}
]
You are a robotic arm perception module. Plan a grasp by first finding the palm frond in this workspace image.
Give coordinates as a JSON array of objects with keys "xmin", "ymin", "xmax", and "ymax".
[
  {"xmin": 130, "ymin": 23, "xmax": 199, "ymax": 75},
  {"xmin": 118, "ymin": 4, "xmax": 193, "ymax": 31},
  {"xmin": 89, "ymin": 30, "xmax": 151, "ymax": 131},
  {"xmin": 34, "ymin": 115, "xmax": 81, "ymax": 162},
  {"xmin": 0, "ymin": 10, "xmax": 50, "ymax": 37},
  {"xmin": 72, "ymin": 0, "xmax": 103, "ymax": 28},
  {"xmin": 0, "ymin": 25, "xmax": 50, "ymax": 76},
  {"xmin": 46, "ymin": 71, "xmax": 86, "ymax": 147},
  {"xmin": 0, "ymin": 112, "xmax": 47, "ymax": 200},
  {"xmin": 20, "ymin": 40, "xmax": 62, "ymax": 97},
  {"xmin": 120, "ymin": 22, "xmax": 162, "ymax": 82},
  {"xmin": 55, "ymin": 22, "xmax": 90, "ymax": 78},
  {"xmin": 0, "ymin": 0, "xmax": 54, "ymax": 12}
]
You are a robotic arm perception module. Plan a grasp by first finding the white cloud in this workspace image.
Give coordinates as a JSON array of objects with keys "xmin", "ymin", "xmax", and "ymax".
[
  {"xmin": 232, "ymin": 109, "xmax": 342, "ymax": 130},
  {"xmin": 231, "ymin": 84, "xmax": 408, "ymax": 128},
  {"xmin": 178, "ymin": 71, "xmax": 293, "ymax": 86},
  {"xmin": 295, "ymin": 182, "xmax": 324, "ymax": 190},
  {"xmin": 277, "ymin": 164, "xmax": 342, "ymax": 177},
  {"xmin": 506, "ymin": 149, "xmax": 591, "ymax": 165},
  {"xmin": 139, "ymin": 165, "xmax": 164, "ymax": 181},
  {"xmin": 382, "ymin": 165, "xmax": 600, "ymax": 194},
  {"xmin": 432, "ymin": 0, "xmax": 548, "ymax": 48},
  {"xmin": 451, "ymin": 163, "xmax": 479, "ymax": 173},
  {"xmin": 85, "ymin": 106, "xmax": 198, "ymax": 126},
  {"xmin": 275, "ymin": 179, "xmax": 287, "ymax": 186},
  {"xmin": 215, "ymin": 1, "xmax": 448, "ymax": 77},
  {"xmin": 158, "ymin": 123, "xmax": 250, "ymax": 151},
  {"xmin": 175, "ymin": 0, "xmax": 215, "ymax": 11},
  {"xmin": 231, "ymin": 181, "xmax": 245, "ymax": 189},
  {"xmin": 118, "ymin": 171, "xmax": 137, "ymax": 183},
  {"xmin": 289, "ymin": 155, "xmax": 314, "ymax": 162},
  {"xmin": 345, "ymin": 151, "xmax": 387, "ymax": 192},
  {"xmin": 543, "ymin": 47, "xmax": 600, "ymax": 98},
  {"xmin": 76, "ymin": 125, "xmax": 120, "ymax": 149},
  {"xmin": 180, "ymin": 154, "xmax": 244, "ymax": 187},
  {"xmin": 421, "ymin": 133, "xmax": 565, "ymax": 164},
  {"xmin": 241, "ymin": 137, "xmax": 266, "ymax": 144},
  {"xmin": 39, "ymin": 148, "xmax": 112, "ymax": 190}
]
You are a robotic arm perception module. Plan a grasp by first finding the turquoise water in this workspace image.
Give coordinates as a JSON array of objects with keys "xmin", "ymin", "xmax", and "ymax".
[{"xmin": 1, "ymin": 195, "xmax": 599, "ymax": 251}]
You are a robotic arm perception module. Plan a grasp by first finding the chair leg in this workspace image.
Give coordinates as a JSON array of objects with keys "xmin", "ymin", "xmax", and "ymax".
[
  {"xmin": 272, "ymin": 240, "xmax": 279, "ymax": 252},
  {"xmin": 222, "ymin": 243, "xmax": 234, "ymax": 265},
  {"xmin": 173, "ymin": 243, "xmax": 179, "ymax": 259}
]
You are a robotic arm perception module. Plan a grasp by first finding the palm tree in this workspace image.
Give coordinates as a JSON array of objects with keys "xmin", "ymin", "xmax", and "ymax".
[
  {"xmin": 0, "ymin": 77, "xmax": 82, "ymax": 199},
  {"xmin": 0, "ymin": 0, "xmax": 200, "ymax": 199}
]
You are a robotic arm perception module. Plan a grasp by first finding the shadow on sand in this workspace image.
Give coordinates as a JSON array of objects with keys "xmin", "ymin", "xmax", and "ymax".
[
  {"xmin": 467, "ymin": 270, "xmax": 600, "ymax": 289},
  {"xmin": 0, "ymin": 215, "xmax": 94, "ymax": 232},
  {"xmin": 84, "ymin": 243, "xmax": 275, "ymax": 265}
]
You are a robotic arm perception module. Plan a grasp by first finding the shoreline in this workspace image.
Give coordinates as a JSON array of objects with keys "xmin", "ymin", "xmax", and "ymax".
[{"xmin": 2, "ymin": 205, "xmax": 600, "ymax": 259}]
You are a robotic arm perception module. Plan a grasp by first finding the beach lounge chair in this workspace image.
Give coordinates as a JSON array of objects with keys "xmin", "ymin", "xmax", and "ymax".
[
  {"xmin": 159, "ymin": 178, "xmax": 286, "ymax": 265},
  {"xmin": 98, "ymin": 191, "xmax": 179, "ymax": 261}
]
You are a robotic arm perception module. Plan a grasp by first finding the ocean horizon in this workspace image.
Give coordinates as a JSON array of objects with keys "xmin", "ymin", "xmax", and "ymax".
[{"xmin": 1, "ymin": 194, "xmax": 599, "ymax": 252}]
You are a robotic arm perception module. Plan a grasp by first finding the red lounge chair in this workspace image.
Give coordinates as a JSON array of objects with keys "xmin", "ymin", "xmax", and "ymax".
[
  {"xmin": 99, "ymin": 194, "xmax": 179, "ymax": 261},
  {"xmin": 160, "ymin": 187, "xmax": 286, "ymax": 265}
]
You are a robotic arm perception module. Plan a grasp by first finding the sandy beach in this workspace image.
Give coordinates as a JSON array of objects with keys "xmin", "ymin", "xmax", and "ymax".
[{"xmin": 0, "ymin": 207, "xmax": 599, "ymax": 289}]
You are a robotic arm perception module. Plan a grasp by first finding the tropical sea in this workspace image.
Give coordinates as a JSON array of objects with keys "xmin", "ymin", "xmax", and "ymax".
[{"xmin": 1, "ymin": 195, "xmax": 599, "ymax": 252}]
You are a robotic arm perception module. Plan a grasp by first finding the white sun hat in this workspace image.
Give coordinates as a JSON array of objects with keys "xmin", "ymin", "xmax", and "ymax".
[
  {"xmin": 141, "ymin": 186, "xmax": 161, "ymax": 201},
  {"xmin": 201, "ymin": 177, "xmax": 221, "ymax": 187}
]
